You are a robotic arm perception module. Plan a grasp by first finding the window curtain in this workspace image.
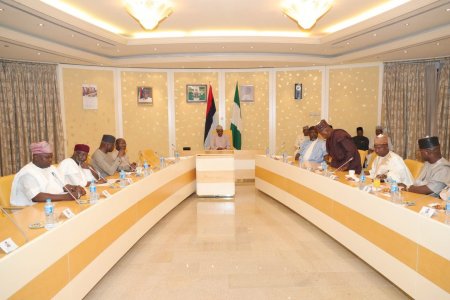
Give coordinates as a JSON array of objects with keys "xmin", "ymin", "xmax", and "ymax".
[
  {"xmin": 0, "ymin": 60, "xmax": 64, "ymax": 176},
  {"xmin": 382, "ymin": 62, "xmax": 428, "ymax": 159},
  {"xmin": 437, "ymin": 58, "xmax": 450, "ymax": 159}
]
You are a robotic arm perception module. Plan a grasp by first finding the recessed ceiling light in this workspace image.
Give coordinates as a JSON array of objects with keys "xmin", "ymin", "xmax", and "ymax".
[
  {"xmin": 404, "ymin": 50, "xmax": 408, "ymax": 53},
  {"xmin": 39, "ymin": 23, "xmax": 44, "ymax": 27},
  {"xmin": 37, "ymin": 52, "xmax": 41, "ymax": 55},
  {"xmin": 0, "ymin": 8, "xmax": 4, "ymax": 12},
  {"xmin": 96, "ymin": 43, "xmax": 100, "ymax": 46},
  {"xmin": 373, "ymin": 33, "xmax": 377, "ymax": 37},
  {"xmin": 436, "ymin": 42, "xmax": 440, "ymax": 46},
  {"xmin": 346, "ymin": 42, "xmax": 350, "ymax": 45},
  {"xmin": 71, "ymin": 34, "xmax": 75, "ymax": 37},
  {"xmin": 153, "ymin": 47, "xmax": 157, "ymax": 51},
  {"xmin": 289, "ymin": 47, "xmax": 293, "ymax": 50},
  {"xmin": 221, "ymin": 46, "xmax": 225, "ymax": 49},
  {"xmin": 250, "ymin": 46, "xmax": 254, "ymax": 49},
  {"xmin": 446, "ymin": 8, "xmax": 450, "ymax": 12},
  {"xmin": 405, "ymin": 23, "xmax": 409, "ymax": 26}
]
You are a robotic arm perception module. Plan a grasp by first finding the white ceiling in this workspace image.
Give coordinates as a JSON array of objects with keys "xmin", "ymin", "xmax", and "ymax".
[{"xmin": 0, "ymin": 0, "xmax": 449, "ymax": 68}]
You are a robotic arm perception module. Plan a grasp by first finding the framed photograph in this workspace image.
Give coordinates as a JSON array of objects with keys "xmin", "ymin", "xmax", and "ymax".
[
  {"xmin": 239, "ymin": 85, "xmax": 254, "ymax": 102},
  {"xmin": 186, "ymin": 84, "xmax": 207, "ymax": 102},
  {"xmin": 294, "ymin": 83, "xmax": 303, "ymax": 100},
  {"xmin": 137, "ymin": 86, "xmax": 153, "ymax": 105}
]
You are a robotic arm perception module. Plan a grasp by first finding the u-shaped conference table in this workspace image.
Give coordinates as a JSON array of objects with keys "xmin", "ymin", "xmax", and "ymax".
[{"xmin": 0, "ymin": 154, "xmax": 448, "ymax": 299}]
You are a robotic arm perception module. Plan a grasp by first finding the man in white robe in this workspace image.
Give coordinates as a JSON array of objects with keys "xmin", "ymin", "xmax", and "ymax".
[
  {"xmin": 368, "ymin": 134, "xmax": 413, "ymax": 186},
  {"xmin": 403, "ymin": 136, "xmax": 450, "ymax": 196},
  {"xmin": 209, "ymin": 125, "xmax": 231, "ymax": 150},
  {"xmin": 58, "ymin": 144, "xmax": 98, "ymax": 187},
  {"xmin": 10, "ymin": 141, "xmax": 85, "ymax": 206},
  {"xmin": 295, "ymin": 126, "xmax": 327, "ymax": 163},
  {"xmin": 294, "ymin": 125, "xmax": 309, "ymax": 154}
]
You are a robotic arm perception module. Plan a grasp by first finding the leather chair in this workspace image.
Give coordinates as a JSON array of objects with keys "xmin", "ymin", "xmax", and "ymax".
[
  {"xmin": 357, "ymin": 150, "xmax": 368, "ymax": 169},
  {"xmin": 404, "ymin": 159, "xmax": 424, "ymax": 179},
  {"xmin": 139, "ymin": 149, "xmax": 160, "ymax": 167},
  {"xmin": 0, "ymin": 174, "xmax": 22, "ymax": 211}
]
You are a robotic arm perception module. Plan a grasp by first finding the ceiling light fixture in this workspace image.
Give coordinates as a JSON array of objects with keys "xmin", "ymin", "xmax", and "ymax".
[
  {"xmin": 124, "ymin": 0, "xmax": 173, "ymax": 30},
  {"xmin": 281, "ymin": 0, "xmax": 333, "ymax": 30}
]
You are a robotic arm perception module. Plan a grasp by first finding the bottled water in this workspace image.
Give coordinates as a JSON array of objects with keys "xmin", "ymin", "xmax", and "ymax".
[
  {"xmin": 89, "ymin": 180, "xmax": 98, "ymax": 204},
  {"xmin": 159, "ymin": 156, "xmax": 165, "ymax": 169},
  {"xmin": 119, "ymin": 170, "xmax": 127, "ymax": 188},
  {"xmin": 445, "ymin": 195, "xmax": 450, "ymax": 225},
  {"xmin": 265, "ymin": 147, "xmax": 270, "ymax": 157},
  {"xmin": 174, "ymin": 150, "xmax": 180, "ymax": 162},
  {"xmin": 282, "ymin": 151, "xmax": 287, "ymax": 163},
  {"xmin": 359, "ymin": 174, "xmax": 366, "ymax": 190},
  {"xmin": 143, "ymin": 160, "xmax": 150, "ymax": 177},
  {"xmin": 321, "ymin": 161, "xmax": 328, "ymax": 175},
  {"xmin": 390, "ymin": 181, "xmax": 401, "ymax": 204},
  {"xmin": 44, "ymin": 199, "xmax": 55, "ymax": 229}
]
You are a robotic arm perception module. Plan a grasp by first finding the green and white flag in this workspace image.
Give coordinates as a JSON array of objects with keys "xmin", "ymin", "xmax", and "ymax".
[{"xmin": 230, "ymin": 83, "xmax": 242, "ymax": 149}]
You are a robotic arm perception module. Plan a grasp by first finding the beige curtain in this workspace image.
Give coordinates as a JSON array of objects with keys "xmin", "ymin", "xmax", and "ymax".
[
  {"xmin": 382, "ymin": 62, "xmax": 428, "ymax": 159},
  {"xmin": 437, "ymin": 58, "xmax": 450, "ymax": 160},
  {"xmin": 0, "ymin": 60, "xmax": 64, "ymax": 176}
]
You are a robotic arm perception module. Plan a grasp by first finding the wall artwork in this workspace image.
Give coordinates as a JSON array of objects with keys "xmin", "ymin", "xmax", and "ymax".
[
  {"xmin": 186, "ymin": 84, "xmax": 207, "ymax": 102},
  {"xmin": 137, "ymin": 86, "xmax": 153, "ymax": 105},
  {"xmin": 239, "ymin": 85, "xmax": 254, "ymax": 102},
  {"xmin": 82, "ymin": 84, "xmax": 98, "ymax": 109}
]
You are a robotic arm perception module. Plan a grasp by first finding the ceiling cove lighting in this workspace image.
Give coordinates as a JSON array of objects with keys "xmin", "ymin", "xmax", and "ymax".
[
  {"xmin": 40, "ymin": 0, "xmax": 124, "ymax": 34},
  {"xmin": 324, "ymin": 0, "xmax": 410, "ymax": 33},
  {"xmin": 124, "ymin": 0, "xmax": 173, "ymax": 30},
  {"xmin": 281, "ymin": 0, "xmax": 333, "ymax": 30}
]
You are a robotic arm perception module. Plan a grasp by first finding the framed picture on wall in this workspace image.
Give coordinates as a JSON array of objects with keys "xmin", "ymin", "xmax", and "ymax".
[
  {"xmin": 294, "ymin": 83, "xmax": 302, "ymax": 100},
  {"xmin": 186, "ymin": 84, "xmax": 207, "ymax": 102},
  {"xmin": 137, "ymin": 86, "xmax": 153, "ymax": 105},
  {"xmin": 239, "ymin": 85, "xmax": 254, "ymax": 102}
]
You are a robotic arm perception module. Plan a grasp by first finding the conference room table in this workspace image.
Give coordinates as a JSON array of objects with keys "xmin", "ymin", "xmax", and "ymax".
[
  {"xmin": 0, "ymin": 156, "xmax": 196, "ymax": 299},
  {"xmin": 255, "ymin": 155, "xmax": 449, "ymax": 300}
]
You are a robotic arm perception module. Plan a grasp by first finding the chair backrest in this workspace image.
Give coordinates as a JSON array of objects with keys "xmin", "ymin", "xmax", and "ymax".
[
  {"xmin": 139, "ymin": 149, "xmax": 160, "ymax": 167},
  {"xmin": 358, "ymin": 150, "xmax": 368, "ymax": 168},
  {"xmin": 0, "ymin": 174, "xmax": 16, "ymax": 209},
  {"xmin": 212, "ymin": 129, "xmax": 233, "ymax": 149},
  {"xmin": 367, "ymin": 153, "xmax": 377, "ymax": 169},
  {"xmin": 404, "ymin": 159, "xmax": 424, "ymax": 179}
]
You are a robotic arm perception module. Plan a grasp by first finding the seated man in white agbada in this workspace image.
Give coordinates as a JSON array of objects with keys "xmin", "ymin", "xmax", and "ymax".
[
  {"xmin": 10, "ymin": 141, "xmax": 85, "ymax": 206},
  {"xmin": 295, "ymin": 126, "xmax": 327, "ymax": 163},
  {"xmin": 368, "ymin": 134, "xmax": 414, "ymax": 186},
  {"xmin": 58, "ymin": 144, "xmax": 101, "ymax": 187},
  {"xmin": 209, "ymin": 125, "xmax": 231, "ymax": 150}
]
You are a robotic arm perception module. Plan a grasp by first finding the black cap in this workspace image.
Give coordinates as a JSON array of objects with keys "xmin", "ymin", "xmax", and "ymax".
[
  {"xmin": 101, "ymin": 134, "xmax": 116, "ymax": 144},
  {"xmin": 418, "ymin": 136, "xmax": 439, "ymax": 149}
]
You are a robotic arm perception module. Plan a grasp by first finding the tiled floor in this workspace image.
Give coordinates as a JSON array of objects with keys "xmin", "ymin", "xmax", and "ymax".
[{"xmin": 85, "ymin": 183, "xmax": 408, "ymax": 300}]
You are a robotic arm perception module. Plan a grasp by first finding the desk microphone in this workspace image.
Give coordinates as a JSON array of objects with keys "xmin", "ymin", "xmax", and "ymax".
[
  {"xmin": 332, "ymin": 157, "xmax": 354, "ymax": 173},
  {"xmin": 0, "ymin": 206, "xmax": 29, "ymax": 242},
  {"xmin": 87, "ymin": 165, "xmax": 106, "ymax": 182},
  {"xmin": 51, "ymin": 171, "xmax": 77, "ymax": 201}
]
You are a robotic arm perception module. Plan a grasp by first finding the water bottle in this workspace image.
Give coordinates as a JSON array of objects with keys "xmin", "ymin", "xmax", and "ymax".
[
  {"xmin": 119, "ymin": 170, "xmax": 127, "ymax": 188},
  {"xmin": 159, "ymin": 156, "xmax": 165, "ymax": 168},
  {"xmin": 390, "ymin": 181, "xmax": 401, "ymax": 204},
  {"xmin": 445, "ymin": 195, "xmax": 450, "ymax": 225},
  {"xmin": 89, "ymin": 179, "xmax": 98, "ymax": 204},
  {"xmin": 265, "ymin": 147, "xmax": 270, "ymax": 157},
  {"xmin": 299, "ymin": 156, "xmax": 304, "ymax": 169},
  {"xmin": 143, "ymin": 160, "xmax": 150, "ymax": 177},
  {"xmin": 174, "ymin": 150, "xmax": 180, "ymax": 162},
  {"xmin": 321, "ymin": 161, "xmax": 328, "ymax": 175},
  {"xmin": 282, "ymin": 151, "xmax": 287, "ymax": 163},
  {"xmin": 359, "ymin": 174, "xmax": 366, "ymax": 190},
  {"xmin": 44, "ymin": 199, "xmax": 55, "ymax": 229}
]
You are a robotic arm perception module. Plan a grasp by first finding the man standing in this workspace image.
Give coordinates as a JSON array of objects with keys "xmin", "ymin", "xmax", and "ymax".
[
  {"xmin": 315, "ymin": 119, "xmax": 362, "ymax": 174},
  {"xmin": 58, "ymin": 144, "xmax": 102, "ymax": 186},
  {"xmin": 402, "ymin": 136, "xmax": 450, "ymax": 196},
  {"xmin": 295, "ymin": 126, "xmax": 327, "ymax": 163},
  {"xmin": 10, "ymin": 141, "xmax": 85, "ymax": 206},
  {"xmin": 368, "ymin": 135, "xmax": 413, "ymax": 186},
  {"xmin": 109, "ymin": 138, "xmax": 136, "ymax": 171},
  {"xmin": 91, "ymin": 134, "xmax": 124, "ymax": 177},
  {"xmin": 352, "ymin": 127, "xmax": 369, "ymax": 151},
  {"xmin": 210, "ymin": 125, "xmax": 231, "ymax": 150}
]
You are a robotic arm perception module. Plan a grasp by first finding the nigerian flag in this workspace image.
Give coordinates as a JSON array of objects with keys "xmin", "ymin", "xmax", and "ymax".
[{"xmin": 230, "ymin": 83, "xmax": 242, "ymax": 149}]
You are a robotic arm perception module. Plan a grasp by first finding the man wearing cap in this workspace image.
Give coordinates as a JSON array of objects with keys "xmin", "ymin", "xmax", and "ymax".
[
  {"xmin": 368, "ymin": 135, "xmax": 414, "ymax": 186},
  {"xmin": 108, "ymin": 138, "xmax": 137, "ymax": 172},
  {"xmin": 352, "ymin": 127, "xmax": 369, "ymax": 151},
  {"xmin": 294, "ymin": 125, "xmax": 310, "ymax": 152},
  {"xmin": 210, "ymin": 125, "xmax": 231, "ymax": 150},
  {"xmin": 58, "ymin": 144, "xmax": 102, "ymax": 187},
  {"xmin": 369, "ymin": 126, "xmax": 393, "ymax": 152},
  {"xmin": 91, "ymin": 134, "xmax": 124, "ymax": 177},
  {"xmin": 315, "ymin": 119, "xmax": 362, "ymax": 174},
  {"xmin": 295, "ymin": 126, "xmax": 327, "ymax": 163},
  {"xmin": 10, "ymin": 141, "xmax": 86, "ymax": 206},
  {"xmin": 402, "ymin": 136, "xmax": 450, "ymax": 196}
]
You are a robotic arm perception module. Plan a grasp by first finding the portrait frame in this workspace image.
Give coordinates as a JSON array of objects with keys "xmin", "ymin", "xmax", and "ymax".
[
  {"xmin": 137, "ymin": 86, "xmax": 153, "ymax": 105},
  {"xmin": 239, "ymin": 85, "xmax": 254, "ymax": 102},
  {"xmin": 186, "ymin": 84, "xmax": 207, "ymax": 103}
]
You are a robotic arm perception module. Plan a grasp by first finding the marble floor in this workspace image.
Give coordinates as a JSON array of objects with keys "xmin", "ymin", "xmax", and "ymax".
[{"xmin": 85, "ymin": 183, "xmax": 408, "ymax": 300}]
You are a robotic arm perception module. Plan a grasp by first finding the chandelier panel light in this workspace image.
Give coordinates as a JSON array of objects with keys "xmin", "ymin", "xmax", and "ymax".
[
  {"xmin": 281, "ymin": 0, "xmax": 333, "ymax": 30},
  {"xmin": 124, "ymin": 0, "xmax": 173, "ymax": 30}
]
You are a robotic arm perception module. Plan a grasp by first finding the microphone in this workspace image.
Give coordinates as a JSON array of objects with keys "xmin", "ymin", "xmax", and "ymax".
[
  {"xmin": 51, "ymin": 171, "xmax": 77, "ymax": 201},
  {"xmin": 331, "ymin": 157, "xmax": 354, "ymax": 174},
  {"xmin": 87, "ymin": 165, "xmax": 106, "ymax": 182},
  {"xmin": 0, "ymin": 206, "xmax": 29, "ymax": 242}
]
